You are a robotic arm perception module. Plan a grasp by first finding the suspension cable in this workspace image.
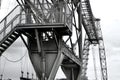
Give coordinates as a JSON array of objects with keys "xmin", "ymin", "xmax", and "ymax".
[
  {"xmin": 2, "ymin": 50, "xmax": 27, "ymax": 63},
  {"xmin": 1, "ymin": 50, "xmax": 27, "ymax": 79}
]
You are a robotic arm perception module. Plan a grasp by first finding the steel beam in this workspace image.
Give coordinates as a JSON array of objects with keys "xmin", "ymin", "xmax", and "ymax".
[
  {"xmin": 16, "ymin": 23, "xmax": 67, "ymax": 29},
  {"xmin": 48, "ymin": 51, "xmax": 65, "ymax": 80},
  {"xmin": 61, "ymin": 41, "xmax": 82, "ymax": 66}
]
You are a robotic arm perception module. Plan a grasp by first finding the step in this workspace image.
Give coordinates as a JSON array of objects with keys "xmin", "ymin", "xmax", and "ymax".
[
  {"xmin": 12, "ymin": 32, "xmax": 19, "ymax": 37},
  {"xmin": 9, "ymin": 35, "xmax": 17, "ymax": 40},
  {"xmin": 14, "ymin": 31, "xmax": 19, "ymax": 34},
  {"xmin": 0, "ymin": 44, "xmax": 8, "ymax": 49},
  {"xmin": 10, "ymin": 34, "xmax": 18, "ymax": 38},
  {"xmin": 0, "ymin": 49, "xmax": 4, "ymax": 53},
  {"xmin": 0, "ymin": 46, "xmax": 5, "ymax": 51},
  {"xmin": 6, "ymin": 38, "xmax": 14, "ymax": 43},
  {"xmin": 3, "ymin": 41, "xmax": 11, "ymax": 46}
]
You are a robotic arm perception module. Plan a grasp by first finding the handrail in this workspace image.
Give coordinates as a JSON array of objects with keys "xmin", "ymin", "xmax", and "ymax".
[
  {"xmin": 0, "ymin": 13, "xmax": 26, "ymax": 41},
  {"xmin": 0, "ymin": 5, "xmax": 21, "ymax": 31},
  {"xmin": 0, "ymin": 5, "xmax": 25, "ymax": 41},
  {"xmin": 81, "ymin": 0, "xmax": 98, "ymax": 41},
  {"xmin": 0, "ymin": 1, "xmax": 72, "ymax": 41},
  {"xmin": 27, "ymin": 0, "xmax": 72, "ymax": 25},
  {"xmin": 0, "ymin": 14, "xmax": 21, "ymax": 34},
  {"xmin": 0, "ymin": 5, "xmax": 19, "ymax": 23}
]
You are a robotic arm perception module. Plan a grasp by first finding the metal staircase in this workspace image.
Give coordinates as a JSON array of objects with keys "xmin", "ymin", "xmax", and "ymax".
[
  {"xmin": 81, "ymin": 35, "xmax": 90, "ymax": 78},
  {"xmin": 80, "ymin": 0, "xmax": 108, "ymax": 80},
  {"xmin": 0, "ymin": 30, "xmax": 20, "ymax": 55},
  {"xmin": 0, "ymin": 0, "xmax": 108, "ymax": 80},
  {"xmin": 81, "ymin": 0, "xmax": 98, "ymax": 43},
  {"xmin": 0, "ymin": 0, "xmax": 72, "ymax": 57},
  {"xmin": 0, "ymin": 5, "xmax": 25, "ymax": 56}
]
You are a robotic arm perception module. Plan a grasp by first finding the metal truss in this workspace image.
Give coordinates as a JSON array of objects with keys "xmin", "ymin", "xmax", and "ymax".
[
  {"xmin": 0, "ymin": 0, "xmax": 108, "ymax": 80},
  {"xmin": 81, "ymin": 35, "xmax": 90, "ymax": 78},
  {"xmin": 96, "ymin": 19, "xmax": 108, "ymax": 80}
]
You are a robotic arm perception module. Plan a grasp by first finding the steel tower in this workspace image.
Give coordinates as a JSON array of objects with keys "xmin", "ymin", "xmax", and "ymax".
[{"xmin": 0, "ymin": 0, "xmax": 108, "ymax": 80}]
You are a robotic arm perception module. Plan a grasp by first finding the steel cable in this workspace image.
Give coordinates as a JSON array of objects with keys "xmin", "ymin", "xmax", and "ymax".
[{"xmin": 2, "ymin": 50, "xmax": 27, "ymax": 63}]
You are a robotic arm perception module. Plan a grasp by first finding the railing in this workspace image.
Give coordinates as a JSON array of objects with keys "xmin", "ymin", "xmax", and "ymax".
[
  {"xmin": 81, "ymin": 0, "xmax": 98, "ymax": 41},
  {"xmin": 29, "ymin": 0, "xmax": 72, "ymax": 30},
  {"xmin": 0, "ymin": 5, "xmax": 26, "ymax": 41},
  {"xmin": 39, "ymin": 3, "xmax": 72, "ymax": 30},
  {"xmin": 0, "ymin": 1, "xmax": 72, "ymax": 41}
]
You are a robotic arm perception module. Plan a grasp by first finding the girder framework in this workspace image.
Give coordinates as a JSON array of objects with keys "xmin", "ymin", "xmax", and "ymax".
[
  {"xmin": 97, "ymin": 19, "xmax": 108, "ymax": 80},
  {"xmin": 81, "ymin": 35, "xmax": 90, "ymax": 78},
  {"xmin": 81, "ymin": 19, "xmax": 108, "ymax": 80},
  {"xmin": 81, "ymin": 0, "xmax": 98, "ymax": 43},
  {"xmin": 0, "ymin": 0, "xmax": 108, "ymax": 80}
]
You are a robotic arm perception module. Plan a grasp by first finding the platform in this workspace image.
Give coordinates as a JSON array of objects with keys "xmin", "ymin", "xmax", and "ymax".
[{"xmin": 16, "ymin": 23, "xmax": 72, "ymax": 36}]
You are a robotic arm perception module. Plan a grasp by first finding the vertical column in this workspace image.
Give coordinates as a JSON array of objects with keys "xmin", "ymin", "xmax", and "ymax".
[
  {"xmin": 99, "ymin": 40, "xmax": 108, "ymax": 80},
  {"xmin": 96, "ymin": 19, "xmax": 108, "ymax": 80},
  {"xmin": 35, "ymin": 30, "xmax": 46, "ymax": 80},
  {"xmin": 77, "ymin": 0, "xmax": 82, "ymax": 60},
  {"xmin": 40, "ymin": 33, "xmax": 46, "ymax": 80},
  {"xmin": 78, "ymin": 35, "xmax": 90, "ymax": 80},
  {"xmin": 77, "ymin": 0, "xmax": 83, "ymax": 79},
  {"xmin": 72, "ymin": 68, "xmax": 75, "ymax": 80},
  {"xmin": 25, "ymin": 1, "xmax": 32, "ymax": 24}
]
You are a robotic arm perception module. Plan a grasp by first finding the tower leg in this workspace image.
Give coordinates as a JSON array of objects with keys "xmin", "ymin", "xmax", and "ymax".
[{"xmin": 28, "ymin": 31, "xmax": 65, "ymax": 80}]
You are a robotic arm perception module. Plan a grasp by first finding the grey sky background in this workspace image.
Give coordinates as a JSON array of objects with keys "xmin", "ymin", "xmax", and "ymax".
[
  {"xmin": 0, "ymin": 0, "xmax": 120, "ymax": 80},
  {"xmin": 88, "ymin": 0, "xmax": 120, "ymax": 80}
]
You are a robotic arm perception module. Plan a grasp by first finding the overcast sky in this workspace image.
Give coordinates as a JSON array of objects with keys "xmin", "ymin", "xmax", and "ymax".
[
  {"xmin": 88, "ymin": 0, "xmax": 120, "ymax": 80},
  {"xmin": 0, "ymin": 0, "xmax": 120, "ymax": 80}
]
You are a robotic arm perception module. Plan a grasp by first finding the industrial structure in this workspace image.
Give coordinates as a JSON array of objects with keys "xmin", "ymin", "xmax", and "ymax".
[{"xmin": 0, "ymin": 0, "xmax": 108, "ymax": 80}]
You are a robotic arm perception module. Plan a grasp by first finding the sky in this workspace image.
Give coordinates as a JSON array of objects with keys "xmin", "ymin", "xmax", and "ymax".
[
  {"xmin": 0, "ymin": 0, "xmax": 120, "ymax": 80},
  {"xmin": 88, "ymin": 0, "xmax": 120, "ymax": 80}
]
